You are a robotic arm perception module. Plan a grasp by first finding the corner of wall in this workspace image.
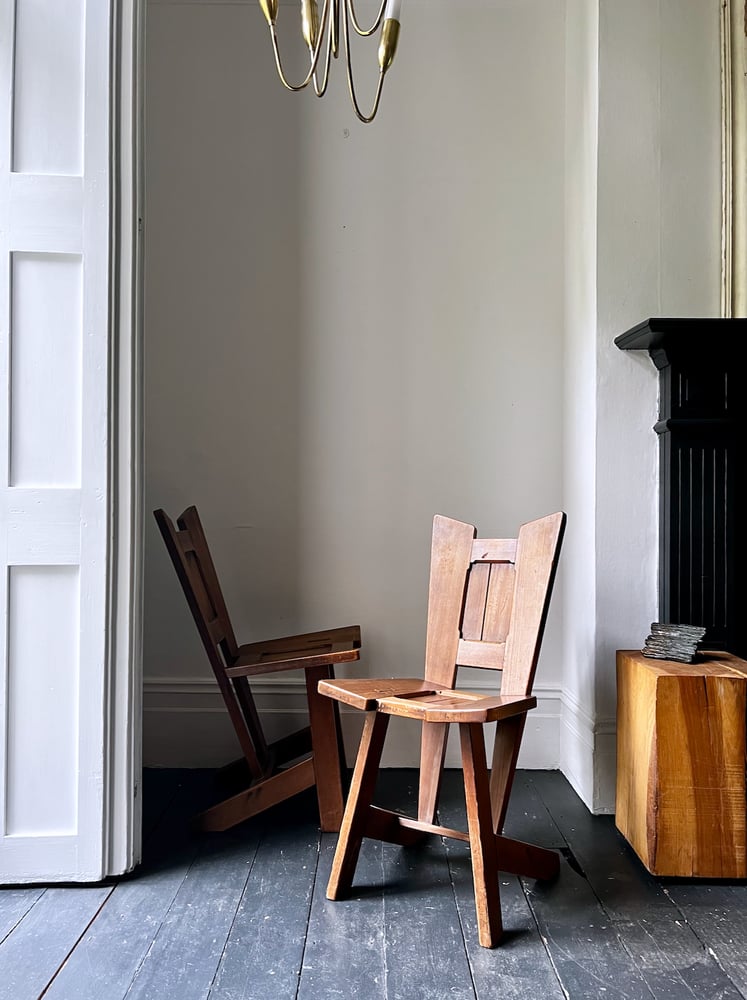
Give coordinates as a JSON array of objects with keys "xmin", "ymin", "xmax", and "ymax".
[{"xmin": 559, "ymin": 689, "xmax": 616, "ymax": 814}]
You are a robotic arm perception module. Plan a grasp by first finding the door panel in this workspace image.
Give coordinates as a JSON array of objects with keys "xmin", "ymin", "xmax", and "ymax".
[{"xmin": 0, "ymin": 0, "xmax": 140, "ymax": 882}]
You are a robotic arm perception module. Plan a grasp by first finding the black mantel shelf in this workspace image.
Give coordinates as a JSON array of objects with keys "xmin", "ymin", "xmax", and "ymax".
[
  {"xmin": 616, "ymin": 317, "xmax": 747, "ymax": 658},
  {"xmin": 615, "ymin": 317, "xmax": 747, "ymax": 369}
]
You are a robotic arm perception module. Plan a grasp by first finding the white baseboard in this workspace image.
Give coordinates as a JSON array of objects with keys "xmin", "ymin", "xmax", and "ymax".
[
  {"xmin": 143, "ymin": 675, "xmax": 564, "ymax": 771},
  {"xmin": 559, "ymin": 689, "xmax": 616, "ymax": 814}
]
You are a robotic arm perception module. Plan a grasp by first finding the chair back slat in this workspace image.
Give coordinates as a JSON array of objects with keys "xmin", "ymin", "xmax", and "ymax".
[
  {"xmin": 456, "ymin": 638, "xmax": 507, "ymax": 670},
  {"xmin": 471, "ymin": 538, "xmax": 517, "ymax": 562},
  {"xmin": 177, "ymin": 506, "xmax": 240, "ymax": 662},
  {"xmin": 502, "ymin": 511, "xmax": 566, "ymax": 697},
  {"xmin": 482, "ymin": 563, "xmax": 515, "ymax": 642},
  {"xmin": 423, "ymin": 516, "xmax": 476, "ymax": 687},
  {"xmin": 458, "ymin": 544, "xmax": 515, "ymax": 660},
  {"xmin": 428, "ymin": 513, "xmax": 565, "ymax": 688},
  {"xmin": 461, "ymin": 562, "xmax": 489, "ymax": 640}
]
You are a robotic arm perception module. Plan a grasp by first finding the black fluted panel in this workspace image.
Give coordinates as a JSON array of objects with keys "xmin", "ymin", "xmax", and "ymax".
[{"xmin": 616, "ymin": 318, "xmax": 747, "ymax": 657}]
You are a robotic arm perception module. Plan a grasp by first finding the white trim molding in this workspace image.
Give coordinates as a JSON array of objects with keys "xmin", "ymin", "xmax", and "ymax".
[
  {"xmin": 143, "ymin": 675, "xmax": 565, "ymax": 771},
  {"xmin": 559, "ymin": 689, "xmax": 616, "ymax": 815},
  {"xmin": 106, "ymin": 0, "xmax": 146, "ymax": 880}
]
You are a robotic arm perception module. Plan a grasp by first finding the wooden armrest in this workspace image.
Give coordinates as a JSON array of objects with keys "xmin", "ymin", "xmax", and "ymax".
[
  {"xmin": 239, "ymin": 624, "xmax": 361, "ymax": 656},
  {"xmin": 225, "ymin": 625, "xmax": 361, "ymax": 679}
]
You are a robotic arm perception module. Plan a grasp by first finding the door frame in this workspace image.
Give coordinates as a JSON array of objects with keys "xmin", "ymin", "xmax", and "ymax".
[
  {"xmin": 721, "ymin": 0, "xmax": 747, "ymax": 317},
  {"xmin": 106, "ymin": 0, "xmax": 145, "ymax": 875}
]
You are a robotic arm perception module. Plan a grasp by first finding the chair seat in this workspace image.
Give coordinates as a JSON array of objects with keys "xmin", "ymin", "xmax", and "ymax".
[
  {"xmin": 377, "ymin": 690, "xmax": 537, "ymax": 724},
  {"xmin": 318, "ymin": 677, "xmax": 431, "ymax": 710},
  {"xmin": 320, "ymin": 677, "xmax": 535, "ymax": 723}
]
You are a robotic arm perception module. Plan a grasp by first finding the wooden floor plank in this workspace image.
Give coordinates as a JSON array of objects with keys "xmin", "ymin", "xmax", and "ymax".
[
  {"xmin": 500, "ymin": 771, "xmax": 567, "ymax": 852},
  {"xmin": 380, "ymin": 772, "xmax": 475, "ymax": 1000},
  {"xmin": 124, "ymin": 833, "xmax": 260, "ymax": 1000},
  {"xmin": 526, "ymin": 859, "xmax": 659, "ymax": 999},
  {"xmin": 662, "ymin": 884, "xmax": 747, "ymax": 997},
  {"xmin": 42, "ymin": 863, "xmax": 199, "ymax": 1000},
  {"xmin": 42, "ymin": 770, "xmax": 219, "ymax": 1000},
  {"xmin": 341, "ymin": 768, "xmax": 477, "ymax": 998},
  {"xmin": 0, "ymin": 888, "xmax": 45, "ymax": 946},
  {"xmin": 447, "ymin": 850, "xmax": 566, "ymax": 1000},
  {"xmin": 297, "ymin": 833, "xmax": 387, "ymax": 1000},
  {"xmin": 529, "ymin": 770, "xmax": 673, "ymax": 920},
  {"xmin": 8, "ymin": 768, "xmax": 745, "ymax": 1000},
  {"xmin": 381, "ymin": 837, "xmax": 476, "ymax": 1000},
  {"xmin": 438, "ymin": 772, "xmax": 566, "ymax": 1000},
  {"xmin": 140, "ymin": 767, "xmax": 191, "ymax": 842},
  {"xmin": 0, "ymin": 887, "xmax": 111, "ymax": 1000},
  {"xmin": 529, "ymin": 771, "xmax": 746, "ymax": 1000},
  {"xmin": 619, "ymin": 914, "xmax": 746, "ymax": 1000},
  {"xmin": 208, "ymin": 793, "xmax": 322, "ymax": 1000}
]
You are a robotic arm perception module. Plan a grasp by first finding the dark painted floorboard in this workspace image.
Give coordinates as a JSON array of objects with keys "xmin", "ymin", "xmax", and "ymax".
[
  {"xmin": 43, "ymin": 769, "xmax": 217, "ymax": 1000},
  {"xmin": 379, "ymin": 773, "xmax": 475, "ymax": 1000},
  {"xmin": 2, "ymin": 768, "xmax": 747, "ymax": 1000},
  {"xmin": 0, "ymin": 887, "xmax": 111, "ymax": 1000},
  {"xmin": 530, "ymin": 771, "xmax": 746, "ymax": 999},
  {"xmin": 0, "ymin": 888, "xmax": 44, "ymax": 946},
  {"xmin": 439, "ymin": 773, "xmax": 566, "ymax": 1000},
  {"xmin": 209, "ymin": 793, "xmax": 320, "ymax": 1000}
]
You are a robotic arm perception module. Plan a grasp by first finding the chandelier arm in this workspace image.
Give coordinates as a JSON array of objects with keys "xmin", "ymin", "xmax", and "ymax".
[
  {"xmin": 342, "ymin": 3, "xmax": 386, "ymax": 123},
  {"xmin": 313, "ymin": 11, "xmax": 335, "ymax": 97},
  {"xmin": 268, "ymin": 28, "xmax": 316, "ymax": 91},
  {"xmin": 347, "ymin": 0, "xmax": 387, "ymax": 37},
  {"xmin": 268, "ymin": 0, "xmax": 330, "ymax": 93}
]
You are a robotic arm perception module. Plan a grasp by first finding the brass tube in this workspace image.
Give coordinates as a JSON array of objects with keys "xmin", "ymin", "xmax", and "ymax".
[
  {"xmin": 377, "ymin": 18, "xmax": 399, "ymax": 73},
  {"xmin": 347, "ymin": 0, "xmax": 387, "ymax": 37},
  {"xmin": 342, "ymin": 1, "xmax": 386, "ymax": 123}
]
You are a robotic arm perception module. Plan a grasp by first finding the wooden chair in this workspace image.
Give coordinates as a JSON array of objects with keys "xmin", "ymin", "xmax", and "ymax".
[
  {"xmin": 319, "ymin": 511, "xmax": 566, "ymax": 948},
  {"xmin": 153, "ymin": 505, "xmax": 361, "ymax": 833}
]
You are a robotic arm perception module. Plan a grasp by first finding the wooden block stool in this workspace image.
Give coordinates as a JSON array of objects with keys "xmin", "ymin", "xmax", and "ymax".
[{"xmin": 615, "ymin": 649, "xmax": 747, "ymax": 878}]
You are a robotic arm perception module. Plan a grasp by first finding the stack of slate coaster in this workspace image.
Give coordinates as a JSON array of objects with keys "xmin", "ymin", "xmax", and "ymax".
[{"xmin": 641, "ymin": 622, "xmax": 707, "ymax": 663}]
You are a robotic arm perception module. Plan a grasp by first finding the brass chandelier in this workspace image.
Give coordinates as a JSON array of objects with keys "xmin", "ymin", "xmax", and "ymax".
[{"xmin": 257, "ymin": 0, "xmax": 403, "ymax": 123}]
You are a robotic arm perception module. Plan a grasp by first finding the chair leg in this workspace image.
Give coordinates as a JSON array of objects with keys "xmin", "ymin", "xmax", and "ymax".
[
  {"xmin": 327, "ymin": 711, "xmax": 390, "ymax": 900},
  {"xmin": 306, "ymin": 664, "xmax": 346, "ymax": 832},
  {"xmin": 418, "ymin": 721, "xmax": 450, "ymax": 822},
  {"xmin": 460, "ymin": 722, "xmax": 503, "ymax": 948},
  {"xmin": 489, "ymin": 714, "xmax": 525, "ymax": 834}
]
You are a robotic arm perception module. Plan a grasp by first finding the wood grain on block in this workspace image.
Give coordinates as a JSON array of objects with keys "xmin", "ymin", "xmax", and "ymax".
[{"xmin": 616, "ymin": 649, "xmax": 747, "ymax": 878}]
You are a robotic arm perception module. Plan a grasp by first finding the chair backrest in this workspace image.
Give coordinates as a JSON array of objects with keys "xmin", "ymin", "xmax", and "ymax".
[
  {"xmin": 153, "ymin": 505, "xmax": 268, "ymax": 776},
  {"xmin": 154, "ymin": 506, "xmax": 240, "ymax": 669},
  {"xmin": 423, "ymin": 512, "xmax": 566, "ymax": 697}
]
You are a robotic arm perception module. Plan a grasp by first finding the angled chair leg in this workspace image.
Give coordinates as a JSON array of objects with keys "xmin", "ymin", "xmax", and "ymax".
[
  {"xmin": 327, "ymin": 711, "xmax": 390, "ymax": 900},
  {"xmin": 418, "ymin": 721, "xmax": 450, "ymax": 822},
  {"xmin": 305, "ymin": 664, "xmax": 346, "ymax": 832},
  {"xmin": 489, "ymin": 714, "xmax": 525, "ymax": 834},
  {"xmin": 460, "ymin": 722, "xmax": 503, "ymax": 948}
]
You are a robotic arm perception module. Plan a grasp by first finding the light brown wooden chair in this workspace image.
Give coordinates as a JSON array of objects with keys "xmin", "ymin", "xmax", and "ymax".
[
  {"xmin": 154, "ymin": 505, "xmax": 361, "ymax": 833},
  {"xmin": 319, "ymin": 511, "xmax": 566, "ymax": 948}
]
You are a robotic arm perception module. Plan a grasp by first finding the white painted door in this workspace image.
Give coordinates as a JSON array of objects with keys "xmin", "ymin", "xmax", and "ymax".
[{"xmin": 0, "ymin": 0, "xmax": 142, "ymax": 881}]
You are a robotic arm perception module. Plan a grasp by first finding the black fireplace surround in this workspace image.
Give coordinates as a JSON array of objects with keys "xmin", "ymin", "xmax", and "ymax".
[{"xmin": 616, "ymin": 317, "xmax": 747, "ymax": 658}]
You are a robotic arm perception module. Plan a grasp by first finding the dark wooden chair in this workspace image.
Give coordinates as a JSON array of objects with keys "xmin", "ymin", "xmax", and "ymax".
[
  {"xmin": 153, "ymin": 505, "xmax": 361, "ymax": 833},
  {"xmin": 319, "ymin": 511, "xmax": 566, "ymax": 947}
]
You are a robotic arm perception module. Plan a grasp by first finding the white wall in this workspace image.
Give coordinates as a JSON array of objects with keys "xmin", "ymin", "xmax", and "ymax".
[
  {"xmin": 561, "ymin": 0, "xmax": 599, "ymax": 804},
  {"xmin": 593, "ymin": 0, "xmax": 722, "ymax": 810},
  {"xmin": 143, "ymin": 0, "xmax": 566, "ymax": 768},
  {"xmin": 561, "ymin": 0, "xmax": 722, "ymax": 811}
]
